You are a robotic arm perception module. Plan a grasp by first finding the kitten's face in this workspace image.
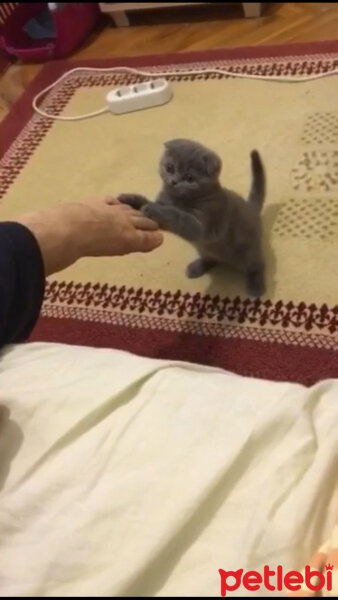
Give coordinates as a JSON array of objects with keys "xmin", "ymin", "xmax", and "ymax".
[{"xmin": 159, "ymin": 139, "xmax": 222, "ymax": 199}]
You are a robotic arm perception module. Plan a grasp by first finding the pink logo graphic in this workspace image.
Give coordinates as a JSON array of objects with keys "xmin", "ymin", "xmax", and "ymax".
[{"xmin": 218, "ymin": 564, "xmax": 333, "ymax": 596}]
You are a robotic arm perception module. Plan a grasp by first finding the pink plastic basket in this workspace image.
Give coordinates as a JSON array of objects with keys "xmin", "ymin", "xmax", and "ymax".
[{"xmin": 0, "ymin": 3, "xmax": 99, "ymax": 62}]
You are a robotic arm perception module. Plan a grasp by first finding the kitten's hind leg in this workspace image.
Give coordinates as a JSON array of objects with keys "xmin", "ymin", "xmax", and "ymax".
[
  {"xmin": 118, "ymin": 194, "xmax": 149, "ymax": 210},
  {"xmin": 246, "ymin": 264, "xmax": 266, "ymax": 297},
  {"xmin": 186, "ymin": 257, "xmax": 217, "ymax": 279}
]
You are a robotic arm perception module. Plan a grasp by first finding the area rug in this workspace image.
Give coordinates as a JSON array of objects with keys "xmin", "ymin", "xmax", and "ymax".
[
  {"xmin": 0, "ymin": 42, "xmax": 337, "ymax": 385},
  {"xmin": 0, "ymin": 50, "xmax": 11, "ymax": 77}
]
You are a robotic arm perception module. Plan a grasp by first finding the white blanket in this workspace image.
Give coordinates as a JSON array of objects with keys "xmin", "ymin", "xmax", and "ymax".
[{"xmin": 0, "ymin": 343, "xmax": 337, "ymax": 596}]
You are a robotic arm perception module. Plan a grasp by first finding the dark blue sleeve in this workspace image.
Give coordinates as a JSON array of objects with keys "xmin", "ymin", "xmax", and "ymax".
[{"xmin": 0, "ymin": 223, "xmax": 45, "ymax": 348}]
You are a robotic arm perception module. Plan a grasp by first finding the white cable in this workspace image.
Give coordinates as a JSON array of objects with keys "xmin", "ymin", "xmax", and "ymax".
[{"xmin": 32, "ymin": 64, "xmax": 338, "ymax": 121}]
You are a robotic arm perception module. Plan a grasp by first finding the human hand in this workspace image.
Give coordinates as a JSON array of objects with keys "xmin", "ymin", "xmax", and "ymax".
[
  {"xmin": 72, "ymin": 197, "xmax": 163, "ymax": 257},
  {"xmin": 17, "ymin": 197, "xmax": 163, "ymax": 276}
]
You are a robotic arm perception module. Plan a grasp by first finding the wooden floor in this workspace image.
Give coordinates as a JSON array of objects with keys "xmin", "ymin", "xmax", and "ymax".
[{"xmin": 1, "ymin": 2, "xmax": 338, "ymax": 121}]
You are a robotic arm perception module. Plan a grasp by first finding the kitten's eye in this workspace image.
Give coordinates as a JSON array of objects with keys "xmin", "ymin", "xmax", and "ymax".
[
  {"xmin": 166, "ymin": 163, "xmax": 175, "ymax": 174},
  {"xmin": 186, "ymin": 174, "xmax": 195, "ymax": 183}
]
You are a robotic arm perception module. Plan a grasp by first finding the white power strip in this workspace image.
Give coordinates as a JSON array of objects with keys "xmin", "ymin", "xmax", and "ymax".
[
  {"xmin": 106, "ymin": 79, "xmax": 172, "ymax": 114},
  {"xmin": 32, "ymin": 65, "xmax": 338, "ymax": 121}
]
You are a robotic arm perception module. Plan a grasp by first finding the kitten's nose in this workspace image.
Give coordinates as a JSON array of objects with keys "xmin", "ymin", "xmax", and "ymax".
[{"xmin": 171, "ymin": 179, "xmax": 178, "ymax": 186}]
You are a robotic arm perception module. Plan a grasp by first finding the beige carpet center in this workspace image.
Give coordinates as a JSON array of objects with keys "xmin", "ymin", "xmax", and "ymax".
[{"xmin": 2, "ymin": 77, "xmax": 338, "ymax": 306}]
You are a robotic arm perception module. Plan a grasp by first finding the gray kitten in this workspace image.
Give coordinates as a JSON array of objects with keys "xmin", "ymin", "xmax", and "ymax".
[{"xmin": 119, "ymin": 138, "xmax": 266, "ymax": 296}]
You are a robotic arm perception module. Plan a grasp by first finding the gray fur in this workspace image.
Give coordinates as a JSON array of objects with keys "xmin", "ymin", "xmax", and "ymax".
[{"xmin": 119, "ymin": 138, "xmax": 266, "ymax": 296}]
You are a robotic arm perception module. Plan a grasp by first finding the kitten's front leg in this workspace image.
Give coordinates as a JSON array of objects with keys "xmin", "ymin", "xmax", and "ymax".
[
  {"xmin": 118, "ymin": 194, "xmax": 150, "ymax": 210},
  {"xmin": 142, "ymin": 204, "xmax": 203, "ymax": 242},
  {"xmin": 246, "ymin": 263, "xmax": 266, "ymax": 297},
  {"xmin": 186, "ymin": 258, "xmax": 217, "ymax": 279}
]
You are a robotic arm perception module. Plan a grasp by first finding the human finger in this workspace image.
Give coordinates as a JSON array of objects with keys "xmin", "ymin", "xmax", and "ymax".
[
  {"xmin": 131, "ymin": 215, "xmax": 160, "ymax": 231},
  {"xmin": 132, "ymin": 229, "xmax": 163, "ymax": 253}
]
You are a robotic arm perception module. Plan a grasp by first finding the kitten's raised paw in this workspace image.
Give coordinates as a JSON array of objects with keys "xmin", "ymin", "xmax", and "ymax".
[
  {"xmin": 142, "ymin": 203, "xmax": 163, "ymax": 223},
  {"xmin": 186, "ymin": 258, "xmax": 216, "ymax": 279},
  {"xmin": 118, "ymin": 194, "xmax": 149, "ymax": 210}
]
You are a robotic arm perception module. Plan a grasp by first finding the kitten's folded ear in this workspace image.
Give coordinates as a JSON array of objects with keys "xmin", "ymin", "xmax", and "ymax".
[
  {"xmin": 164, "ymin": 139, "xmax": 183, "ymax": 150},
  {"xmin": 203, "ymin": 152, "xmax": 222, "ymax": 177}
]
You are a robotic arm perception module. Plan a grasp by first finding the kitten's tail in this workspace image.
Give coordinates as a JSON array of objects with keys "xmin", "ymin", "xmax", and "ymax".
[{"xmin": 248, "ymin": 150, "xmax": 265, "ymax": 212}]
